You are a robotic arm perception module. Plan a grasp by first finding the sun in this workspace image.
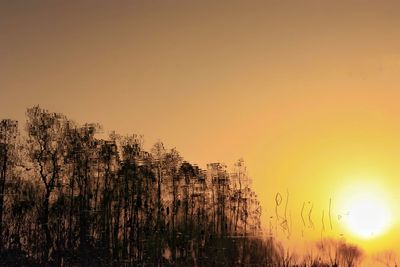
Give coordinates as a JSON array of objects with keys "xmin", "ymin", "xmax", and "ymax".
[
  {"xmin": 339, "ymin": 182, "xmax": 392, "ymax": 239},
  {"xmin": 345, "ymin": 195, "xmax": 391, "ymax": 239}
]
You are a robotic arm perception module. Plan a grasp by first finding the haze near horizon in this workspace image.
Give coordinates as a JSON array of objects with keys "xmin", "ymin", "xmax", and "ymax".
[{"xmin": 2, "ymin": 1, "xmax": 400, "ymax": 266}]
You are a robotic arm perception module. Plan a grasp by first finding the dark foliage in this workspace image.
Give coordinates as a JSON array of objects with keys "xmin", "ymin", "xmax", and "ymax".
[
  {"xmin": 0, "ymin": 106, "xmax": 277, "ymax": 266},
  {"xmin": 0, "ymin": 106, "xmax": 366, "ymax": 266}
]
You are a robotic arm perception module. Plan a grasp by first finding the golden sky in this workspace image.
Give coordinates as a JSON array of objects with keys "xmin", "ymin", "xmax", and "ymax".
[{"xmin": 2, "ymin": 0, "xmax": 400, "ymax": 260}]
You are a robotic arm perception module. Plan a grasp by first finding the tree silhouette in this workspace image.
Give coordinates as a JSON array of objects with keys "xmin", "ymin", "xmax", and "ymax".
[
  {"xmin": 26, "ymin": 106, "xmax": 68, "ymax": 264},
  {"xmin": 0, "ymin": 119, "xmax": 18, "ymax": 253},
  {"xmin": 0, "ymin": 105, "xmax": 365, "ymax": 266}
]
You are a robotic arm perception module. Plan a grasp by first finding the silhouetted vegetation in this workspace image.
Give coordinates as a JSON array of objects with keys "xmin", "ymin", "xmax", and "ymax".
[{"xmin": 0, "ymin": 106, "xmax": 365, "ymax": 266}]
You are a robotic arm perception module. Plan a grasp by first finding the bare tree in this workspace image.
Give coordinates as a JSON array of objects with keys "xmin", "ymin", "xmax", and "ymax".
[
  {"xmin": 26, "ymin": 106, "xmax": 68, "ymax": 264},
  {"xmin": 317, "ymin": 238, "xmax": 340, "ymax": 266},
  {"xmin": 375, "ymin": 250, "xmax": 398, "ymax": 267},
  {"xmin": 338, "ymin": 241, "xmax": 363, "ymax": 267}
]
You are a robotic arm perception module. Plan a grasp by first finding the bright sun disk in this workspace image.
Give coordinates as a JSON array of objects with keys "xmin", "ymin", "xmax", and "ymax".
[{"xmin": 340, "ymin": 182, "xmax": 392, "ymax": 239}]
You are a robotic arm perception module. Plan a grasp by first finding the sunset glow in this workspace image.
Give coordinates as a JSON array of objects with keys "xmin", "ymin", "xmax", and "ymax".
[
  {"xmin": 339, "ymin": 181, "xmax": 393, "ymax": 240},
  {"xmin": 2, "ymin": 1, "xmax": 400, "ymax": 266}
]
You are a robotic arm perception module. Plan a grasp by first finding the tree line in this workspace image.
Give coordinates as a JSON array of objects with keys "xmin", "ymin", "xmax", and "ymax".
[
  {"xmin": 0, "ymin": 106, "xmax": 368, "ymax": 267},
  {"xmin": 0, "ymin": 106, "xmax": 270, "ymax": 266}
]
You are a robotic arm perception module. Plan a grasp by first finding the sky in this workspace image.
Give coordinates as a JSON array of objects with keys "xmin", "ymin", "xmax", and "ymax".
[{"xmin": 2, "ymin": 0, "xmax": 400, "ymax": 262}]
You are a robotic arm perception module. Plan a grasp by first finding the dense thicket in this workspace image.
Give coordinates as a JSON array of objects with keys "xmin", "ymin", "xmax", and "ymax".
[
  {"xmin": 0, "ymin": 106, "xmax": 272, "ymax": 266},
  {"xmin": 0, "ymin": 106, "xmax": 367, "ymax": 267}
]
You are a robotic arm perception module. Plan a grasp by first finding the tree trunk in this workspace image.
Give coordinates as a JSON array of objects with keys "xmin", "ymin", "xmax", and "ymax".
[{"xmin": 42, "ymin": 188, "xmax": 51, "ymax": 265}]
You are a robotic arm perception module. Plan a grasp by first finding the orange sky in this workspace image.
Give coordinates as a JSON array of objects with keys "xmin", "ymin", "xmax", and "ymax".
[{"xmin": 2, "ymin": 1, "xmax": 400, "ymax": 263}]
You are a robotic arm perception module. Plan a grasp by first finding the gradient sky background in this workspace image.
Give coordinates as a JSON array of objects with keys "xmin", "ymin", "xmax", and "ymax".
[{"xmin": 2, "ymin": 0, "xmax": 400, "ymax": 262}]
